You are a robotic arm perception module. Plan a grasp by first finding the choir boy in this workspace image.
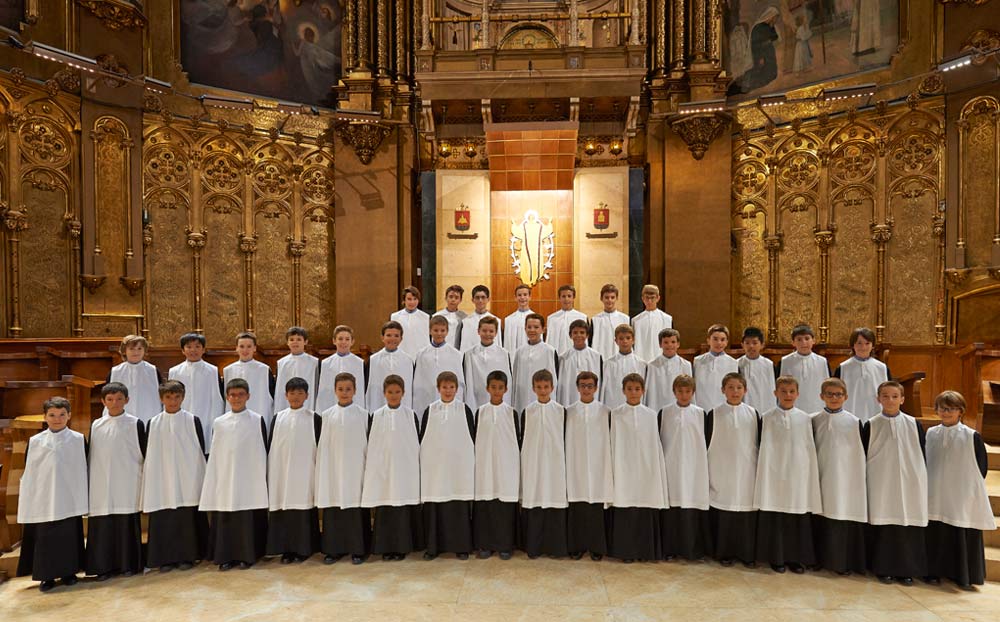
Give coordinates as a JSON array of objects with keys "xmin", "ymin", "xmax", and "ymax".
[
  {"xmin": 168, "ymin": 332, "xmax": 224, "ymax": 450},
  {"xmin": 462, "ymin": 316, "xmax": 512, "ymax": 412},
  {"xmin": 315, "ymin": 372, "xmax": 371, "ymax": 565},
  {"xmin": 835, "ymin": 327, "xmax": 890, "ymax": 422},
  {"xmin": 925, "ymin": 390, "xmax": 995, "ymax": 588},
  {"xmin": 738, "ymin": 327, "xmax": 775, "ymax": 414},
  {"xmin": 86, "ymin": 383, "xmax": 145, "ymax": 581},
  {"xmin": 693, "ymin": 324, "xmax": 739, "ymax": 412},
  {"xmin": 392, "ymin": 285, "xmax": 431, "ymax": 359},
  {"xmin": 365, "ymin": 321, "xmax": 415, "ymax": 412},
  {"xmin": 546, "ymin": 284, "xmax": 587, "ymax": 356},
  {"xmin": 609, "ymin": 373, "xmax": 669, "ymax": 562},
  {"xmin": 419, "ymin": 371, "xmax": 476, "ymax": 560},
  {"xmin": 706, "ymin": 372, "xmax": 761, "ymax": 568},
  {"xmin": 512, "ymin": 313, "xmax": 559, "ymax": 412},
  {"xmin": 812, "ymin": 378, "xmax": 867, "ymax": 575},
  {"xmin": 778, "ymin": 324, "xmax": 829, "ymax": 414},
  {"xmin": 754, "ymin": 376, "xmax": 822, "ymax": 573},
  {"xmin": 503, "ymin": 284, "xmax": 535, "ymax": 353},
  {"xmin": 659, "ymin": 374, "xmax": 712, "ymax": 561},
  {"xmin": 142, "ymin": 380, "xmax": 209, "ymax": 572},
  {"xmin": 601, "ymin": 324, "xmax": 647, "ymax": 409},
  {"xmin": 631, "ymin": 284, "xmax": 673, "ymax": 363},
  {"xmin": 107, "ymin": 334, "xmax": 162, "ymax": 423},
  {"xmin": 266, "ymin": 377, "xmax": 321, "ymax": 563},
  {"xmin": 433, "ymin": 284, "xmax": 467, "ymax": 349},
  {"xmin": 644, "ymin": 328, "xmax": 692, "ymax": 412},
  {"xmin": 473, "ymin": 370, "xmax": 520, "ymax": 560},
  {"xmin": 520, "ymin": 369, "xmax": 569, "ymax": 558},
  {"xmin": 460, "ymin": 285, "xmax": 502, "ymax": 352},
  {"xmin": 199, "ymin": 378, "xmax": 269, "ymax": 571},
  {"xmin": 274, "ymin": 326, "xmax": 320, "ymax": 417},
  {"xmin": 222, "ymin": 331, "xmax": 274, "ymax": 424},
  {"xmin": 565, "ymin": 371, "xmax": 613, "ymax": 560},
  {"xmin": 556, "ymin": 319, "xmax": 602, "ymax": 407},
  {"xmin": 362, "ymin": 375, "xmax": 424, "ymax": 560},
  {"xmin": 863, "ymin": 380, "xmax": 928, "ymax": 586},
  {"xmin": 16, "ymin": 397, "xmax": 88, "ymax": 592},
  {"xmin": 412, "ymin": 315, "xmax": 466, "ymax": 416},
  {"xmin": 316, "ymin": 325, "xmax": 367, "ymax": 413},
  {"xmin": 590, "ymin": 283, "xmax": 630, "ymax": 361}
]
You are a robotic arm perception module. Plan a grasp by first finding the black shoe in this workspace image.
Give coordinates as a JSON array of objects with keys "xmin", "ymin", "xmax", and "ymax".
[
  {"xmin": 95, "ymin": 573, "xmax": 113, "ymax": 582},
  {"xmin": 382, "ymin": 554, "xmax": 393, "ymax": 561},
  {"xmin": 590, "ymin": 553, "xmax": 603, "ymax": 561},
  {"xmin": 877, "ymin": 575, "xmax": 893, "ymax": 584},
  {"xmin": 61, "ymin": 575, "xmax": 78, "ymax": 586},
  {"xmin": 393, "ymin": 553, "xmax": 406, "ymax": 561},
  {"xmin": 771, "ymin": 564, "xmax": 786, "ymax": 574},
  {"xmin": 457, "ymin": 552, "xmax": 469, "ymax": 560},
  {"xmin": 569, "ymin": 551, "xmax": 584, "ymax": 560},
  {"xmin": 664, "ymin": 555, "xmax": 676, "ymax": 562},
  {"xmin": 239, "ymin": 562, "xmax": 253, "ymax": 569},
  {"xmin": 295, "ymin": 555, "xmax": 309, "ymax": 563},
  {"xmin": 923, "ymin": 576, "xmax": 940, "ymax": 585},
  {"xmin": 789, "ymin": 563, "xmax": 805, "ymax": 574},
  {"xmin": 719, "ymin": 558, "xmax": 734, "ymax": 567},
  {"xmin": 477, "ymin": 550, "xmax": 492, "ymax": 559},
  {"xmin": 39, "ymin": 580, "xmax": 56, "ymax": 593},
  {"xmin": 743, "ymin": 561, "xmax": 757, "ymax": 569},
  {"xmin": 219, "ymin": 562, "xmax": 234, "ymax": 572},
  {"xmin": 178, "ymin": 562, "xmax": 194, "ymax": 571},
  {"xmin": 623, "ymin": 559, "xmax": 634, "ymax": 564},
  {"xmin": 527, "ymin": 553, "xmax": 540, "ymax": 560},
  {"xmin": 836, "ymin": 570, "xmax": 851, "ymax": 576},
  {"xmin": 423, "ymin": 552, "xmax": 438, "ymax": 561},
  {"xmin": 159, "ymin": 564, "xmax": 176, "ymax": 573},
  {"xmin": 351, "ymin": 555, "xmax": 365, "ymax": 565},
  {"xmin": 499, "ymin": 551, "xmax": 512, "ymax": 560},
  {"xmin": 281, "ymin": 554, "xmax": 295, "ymax": 564},
  {"xmin": 123, "ymin": 570, "xmax": 136, "ymax": 577},
  {"xmin": 898, "ymin": 576, "xmax": 913, "ymax": 586},
  {"xmin": 323, "ymin": 555, "xmax": 338, "ymax": 565}
]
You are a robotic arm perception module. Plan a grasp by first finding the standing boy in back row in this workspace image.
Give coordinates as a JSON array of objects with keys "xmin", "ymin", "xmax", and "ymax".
[{"xmin": 631, "ymin": 284, "xmax": 672, "ymax": 364}]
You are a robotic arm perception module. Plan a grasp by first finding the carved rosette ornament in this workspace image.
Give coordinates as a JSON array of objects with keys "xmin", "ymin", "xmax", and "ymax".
[
  {"xmin": 75, "ymin": 0, "xmax": 147, "ymax": 31},
  {"xmin": 945, "ymin": 268, "xmax": 972, "ymax": 285},
  {"xmin": 239, "ymin": 233, "xmax": 258, "ymax": 254},
  {"xmin": 120, "ymin": 277, "xmax": 144, "ymax": 295},
  {"xmin": 669, "ymin": 112, "xmax": 732, "ymax": 160},
  {"xmin": 186, "ymin": 229, "xmax": 207, "ymax": 249},
  {"xmin": 79, "ymin": 274, "xmax": 107, "ymax": 293},
  {"xmin": 2, "ymin": 204, "xmax": 28, "ymax": 233},
  {"xmin": 962, "ymin": 29, "xmax": 1000, "ymax": 64},
  {"xmin": 336, "ymin": 121, "xmax": 392, "ymax": 165}
]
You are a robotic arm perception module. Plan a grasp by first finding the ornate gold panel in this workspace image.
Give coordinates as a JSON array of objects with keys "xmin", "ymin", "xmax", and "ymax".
[
  {"xmin": 777, "ymin": 206, "xmax": 819, "ymax": 339},
  {"xmin": 146, "ymin": 191, "xmax": 192, "ymax": 345},
  {"xmin": 203, "ymin": 209, "xmax": 244, "ymax": 346},
  {"xmin": 732, "ymin": 211, "xmax": 768, "ymax": 333},
  {"xmin": 959, "ymin": 97, "xmax": 999, "ymax": 269},
  {"xmin": 300, "ymin": 213, "xmax": 335, "ymax": 346},
  {"xmin": 829, "ymin": 187, "xmax": 876, "ymax": 343},
  {"xmin": 18, "ymin": 183, "xmax": 72, "ymax": 337},
  {"xmin": 252, "ymin": 212, "xmax": 293, "ymax": 343},
  {"xmin": 886, "ymin": 188, "xmax": 937, "ymax": 344}
]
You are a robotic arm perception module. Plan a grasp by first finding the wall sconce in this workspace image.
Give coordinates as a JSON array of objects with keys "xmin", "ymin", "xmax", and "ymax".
[
  {"xmin": 584, "ymin": 138, "xmax": 598, "ymax": 156},
  {"xmin": 464, "ymin": 141, "xmax": 478, "ymax": 158},
  {"xmin": 609, "ymin": 140, "xmax": 623, "ymax": 156},
  {"xmin": 438, "ymin": 141, "xmax": 452, "ymax": 158}
]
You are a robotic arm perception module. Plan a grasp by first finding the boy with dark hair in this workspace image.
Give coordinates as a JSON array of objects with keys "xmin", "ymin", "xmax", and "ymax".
[
  {"xmin": 565, "ymin": 370, "xmax": 613, "ymax": 561},
  {"xmin": 503, "ymin": 284, "xmax": 535, "ymax": 353},
  {"xmin": 835, "ymin": 327, "xmax": 890, "ymax": 422},
  {"xmin": 546, "ymin": 284, "xmax": 587, "ymax": 356},
  {"xmin": 556, "ymin": 319, "xmax": 602, "ymax": 407},
  {"xmin": 274, "ymin": 326, "xmax": 320, "ymax": 417},
  {"xmin": 168, "ymin": 332, "xmax": 224, "ymax": 450},
  {"xmin": 644, "ymin": 328, "xmax": 692, "ymax": 411},
  {"xmin": 434, "ymin": 284, "xmax": 467, "ymax": 349},
  {"xmin": 512, "ymin": 313, "xmax": 559, "ymax": 412},
  {"xmin": 392, "ymin": 285, "xmax": 431, "ymax": 359},
  {"xmin": 737, "ymin": 326, "xmax": 775, "ymax": 414},
  {"xmin": 413, "ymin": 315, "xmax": 465, "ymax": 416},
  {"xmin": 222, "ymin": 331, "xmax": 275, "ymax": 423},
  {"xmin": 631, "ymin": 284, "xmax": 673, "ymax": 363},
  {"xmin": 463, "ymin": 315, "xmax": 512, "ymax": 412},
  {"xmin": 461, "ymin": 284, "xmax": 502, "ymax": 352},
  {"xmin": 602, "ymin": 324, "xmax": 647, "ymax": 409},
  {"xmin": 107, "ymin": 334, "xmax": 162, "ymax": 422},
  {"xmin": 473, "ymin": 370, "xmax": 520, "ymax": 560},
  {"xmin": 590, "ymin": 283, "xmax": 630, "ymax": 361},
  {"xmin": 316, "ymin": 325, "xmax": 367, "ymax": 413},
  {"xmin": 779, "ymin": 324, "xmax": 830, "ymax": 414},
  {"xmin": 693, "ymin": 324, "xmax": 739, "ymax": 412},
  {"xmin": 366, "ymin": 320, "xmax": 415, "ymax": 412}
]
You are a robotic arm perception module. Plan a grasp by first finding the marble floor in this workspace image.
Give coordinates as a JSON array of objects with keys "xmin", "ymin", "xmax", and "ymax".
[{"xmin": 2, "ymin": 555, "xmax": 998, "ymax": 622}]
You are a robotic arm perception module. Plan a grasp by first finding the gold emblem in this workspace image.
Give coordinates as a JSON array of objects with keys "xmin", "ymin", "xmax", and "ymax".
[{"xmin": 509, "ymin": 210, "xmax": 555, "ymax": 286}]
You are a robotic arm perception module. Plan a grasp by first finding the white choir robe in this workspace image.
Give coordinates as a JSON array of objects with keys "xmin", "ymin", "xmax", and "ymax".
[
  {"xmin": 108, "ymin": 360, "xmax": 161, "ymax": 423},
  {"xmin": 502, "ymin": 308, "xmax": 534, "ymax": 353},
  {"xmin": 420, "ymin": 400, "xmax": 476, "ymax": 502},
  {"xmin": 315, "ymin": 402, "xmax": 368, "ymax": 509},
  {"xmin": 274, "ymin": 352, "xmax": 320, "ymax": 415},
  {"xmin": 779, "ymin": 351, "xmax": 830, "ymax": 414},
  {"xmin": 412, "ymin": 342, "xmax": 466, "ymax": 418},
  {"xmin": 141, "ymin": 410, "xmax": 207, "ymax": 513},
  {"xmin": 222, "ymin": 359, "xmax": 274, "ymax": 427},
  {"xmin": 590, "ymin": 310, "xmax": 630, "ymax": 361},
  {"xmin": 199, "ymin": 409, "xmax": 269, "ymax": 512},
  {"xmin": 365, "ymin": 348, "xmax": 414, "ymax": 412},
  {"xmin": 660, "ymin": 403, "xmax": 710, "ymax": 510},
  {"xmin": 546, "ymin": 309, "xmax": 587, "ymax": 357},
  {"xmin": 463, "ymin": 342, "xmax": 512, "ymax": 412},
  {"xmin": 866, "ymin": 412, "xmax": 928, "ymax": 526},
  {"xmin": 754, "ymin": 407, "xmax": 822, "ymax": 514},
  {"xmin": 812, "ymin": 409, "xmax": 867, "ymax": 523},
  {"xmin": 391, "ymin": 307, "xmax": 431, "ymax": 360},
  {"xmin": 267, "ymin": 407, "xmax": 318, "ymax": 511},
  {"xmin": 460, "ymin": 311, "xmax": 501, "ymax": 352},
  {"xmin": 315, "ymin": 352, "xmax": 366, "ymax": 413},
  {"xmin": 89, "ymin": 414, "xmax": 143, "ymax": 518},
  {"xmin": 706, "ymin": 402, "xmax": 759, "ymax": 512},
  {"xmin": 18, "ymin": 428, "xmax": 88, "ymax": 525},
  {"xmin": 168, "ymin": 359, "xmax": 224, "ymax": 451},
  {"xmin": 361, "ymin": 405, "xmax": 421, "ymax": 507},
  {"xmin": 433, "ymin": 308, "xmax": 467, "ymax": 349},
  {"xmin": 611, "ymin": 403, "xmax": 670, "ymax": 509},
  {"xmin": 556, "ymin": 346, "xmax": 602, "ymax": 407},
  {"xmin": 644, "ymin": 354, "xmax": 692, "ymax": 411},
  {"xmin": 601, "ymin": 351, "xmax": 647, "ymax": 409},
  {"xmin": 565, "ymin": 401, "xmax": 614, "ymax": 505},
  {"xmin": 926, "ymin": 423, "xmax": 995, "ymax": 531},
  {"xmin": 474, "ymin": 402, "xmax": 520, "ymax": 503},
  {"xmin": 511, "ymin": 341, "xmax": 559, "ymax": 412},
  {"xmin": 837, "ymin": 356, "xmax": 889, "ymax": 422},
  {"xmin": 692, "ymin": 351, "xmax": 739, "ymax": 412},
  {"xmin": 739, "ymin": 355, "xmax": 776, "ymax": 415},
  {"xmin": 520, "ymin": 400, "xmax": 568, "ymax": 509},
  {"xmin": 631, "ymin": 309, "xmax": 673, "ymax": 363}
]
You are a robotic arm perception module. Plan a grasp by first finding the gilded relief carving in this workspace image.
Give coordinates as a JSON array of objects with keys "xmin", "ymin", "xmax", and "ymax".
[{"xmin": 958, "ymin": 97, "xmax": 999, "ymax": 271}]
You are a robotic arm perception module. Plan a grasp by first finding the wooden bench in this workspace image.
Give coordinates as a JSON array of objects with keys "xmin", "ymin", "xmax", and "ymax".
[{"xmin": 959, "ymin": 344, "xmax": 1000, "ymax": 442}]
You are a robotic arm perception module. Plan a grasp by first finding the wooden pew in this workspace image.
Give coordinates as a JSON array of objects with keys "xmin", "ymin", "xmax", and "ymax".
[
  {"xmin": 1, "ymin": 416, "xmax": 42, "ymax": 551},
  {"xmin": 958, "ymin": 343, "xmax": 1000, "ymax": 441},
  {"xmin": 0, "ymin": 376, "xmax": 104, "ymax": 437}
]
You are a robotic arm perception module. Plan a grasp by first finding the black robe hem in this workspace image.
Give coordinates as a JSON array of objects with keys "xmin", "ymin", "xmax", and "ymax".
[
  {"xmin": 423, "ymin": 501, "xmax": 473, "ymax": 555},
  {"xmin": 16, "ymin": 516, "xmax": 85, "ymax": 581},
  {"xmin": 709, "ymin": 507, "xmax": 757, "ymax": 564},
  {"xmin": 567, "ymin": 502, "xmax": 608, "ymax": 556},
  {"xmin": 867, "ymin": 524, "xmax": 928, "ymax": 577},
  {"xmin": 371, "ymin": 505, "xmax": 425, "ymax": 554},
  {"xmin": 207, "ymin": 509, "xmax": 268, "ymax": 564},
  {"xmin": 146, "ymin": 507, "xmax": 209, "ymax": 567},
  {"xmin": 266, "ymin": 508, "xmax": 320, "ymax": 557},
  {"xmin": 85, "ymin": 513, "xmax": 144, "ymax": 576},
  {"xmin": 320, "ymin": 507, "xmax": 372, "ymax": 557},
  {"xmin": 472, "ymin": 500, "xmax": 518, "ymax": 553},
  {"xmin": 662, "ymin": 507, "xmax": 712, "ymax": 560},
  {"xmin": 926, "ymin": 520, "xmax": 985, "ymax": 586},
  {"xmin": 608, "ymin": 507, "xmax": 661, "ymax": 561},
  {"xmin": 813, "ymin": 516, "xmax": 866, "ymax": 574},
  {"xmin": 755, "ymin": 510, "xmax": 816, "ymax": 566},
  {"xmin": 520, "ymin": 507, "xmax": 569, "ymax": 557}
]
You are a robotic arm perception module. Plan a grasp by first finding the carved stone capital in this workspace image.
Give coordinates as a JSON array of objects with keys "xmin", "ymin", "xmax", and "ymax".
[
  {"xmin": 870, "ymin": 223, "xmax": 892, "ymax": 244},
  {"xmin": 945, "ymin": 268, "xmax": 971, "ymax": 285},
  {"xmin": 932, "ymin": 214, "xmax": 945, "ymax": 238},
  {"xmin": 64, "ymin": 217, "xmax": 82, "ymax": 239},
  {"xmin": 142, "ymin": 223, "xmax": 153, "ymax": 247},
  {"xmin": 962, "ymin": 29, "xmax": 1000, "ymax": 63},
  {"xmin": 2, "ymin": 204, "xmax": 28, "ymax": 232},
  {"xmin": 53, "ymin": 68, "xmax": 81, "ymax": 93},
  {"xmin": 185, "ymin": 228, "xmax": 207, "ymax": 249},
  {"xmin": 668, "ymin": 112, "xmax": 732, "ymax": 160},
  {"xmin": 75, "ymin": 1, "xmax": 147, "ymax": 31},
  {"xmin": 79, "ymin": 274, "xmax": 107, "ymax": 293},
  {"xmin": 239, "ymin": 233, "xmax": 258, "ymax": 254},
  {"xmin": 288, "ymin": 238, "xmax": 307, "ymax": 257},
  {"xmin": 763, "ymin": 234, "xmax": 783, "ymax": 252},
  {"xmin": 336, "ymin": 121, "xmax": 392, "ymax": 165},
  {"xmin": 814, "ymin": 230, "xmax": 835, "ymax": 250},
  {"xmin": 119, "ymin": 276, "xmax": 144, "ymax": 295}
]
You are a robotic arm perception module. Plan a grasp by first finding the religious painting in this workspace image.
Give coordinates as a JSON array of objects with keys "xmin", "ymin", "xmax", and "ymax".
[
  {"xmin": 180, "ymin": 0, "xmax": 342, "ymax": 107},
  {"xmin": 0, "ymin": 0, "xmax": 24, "ymax": 31},
  {"xmin": 724, "ymin": 0, "xmax": 898, "ymax": 98}
]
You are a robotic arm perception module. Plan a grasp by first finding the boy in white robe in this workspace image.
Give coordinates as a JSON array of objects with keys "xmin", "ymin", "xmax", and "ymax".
[
  {"xmin": 609, "ymin": 373, "xmax": 670, "ymax": 562},
  {"xmin": 473, "ymin": 370, "xmax": 520, "ymax": 559},
  {"xmin": 222, "ymin": 331, "xmax": 274, "ymax": 422},
  {"xmin": 503, "ymin": 283, "xmax": 535, "ymax": 353},
  {"xmin": 631, "ymin": 284, "xmax": 673, "ymax": 363},
  {"xmin": 419, "ymin": 371, "xmax": 476, "ymax": 559},
  {"xmin": 460, "ymin": 284, "xmax": 502, "ymax": 352},
  {"xmin": 754, "ymin": 376, "xmax": 822, "ymax": 573},
  {"xmin": 273, "ymin": 326, "xmax": 320, "ymax": 417},
  {"xmin": 557, "ymin": 319, "xmax": 603, "ymax": 407},
  {"xmin": 316, "ymin": 324, "xmax": 367, "ymax": 413},
  {"xmin": 812, "ymin": 378, "xmax": 867, "ymax": 575},
  {"xmin": 463, "ymin": 315, "xmax": 512, "ymax": 411},
  {"xmin": 433, "ymin": 284, "xmax": 467, "ymax": 349},
  {"xmin": 644, "ymin": 328, "xmax": 692, "ymax": 412},
  {"xmin": 778, "ymin": 324, "xmax": 830, "ymax": 414},
  {"xmin": 413, "ymin": 315, "xmax": 466, "ymax": 416},
  {"xmin": 512, "ymin": 313, "xmax": 559, "ymax": 412},
  {"xmin": 602, "ymin": 324, "xmax": 647, "ymax": 409},
  {"xmin": 266, "ymin": 377, "xmax": 322, "ymax": 563},
  {"xmin": 693, "ymin": 324, "xmax": 739, "ymax": 411},
  {"xmin": 546, "ymin": 284, "xmax": 587, "ymax": 356},
  {"xmin": 142, "ymin": 380, "xmax": 209, "ymax": 572},
  {"xmin": 565, "ymin": 371, "xmax": 613, "ymax": 560},
  {"xmin": 391, "ymin": 285, "xmax": 431, "ymax": 359},
  {"xmin": 316, "ymin": 372, "xmax": 371, "ymax": 565},
  {"xmin": 835, "ymin": 327, "xmax": 890, "ymax": 422},
  {"xmin": 106, "ymin": 334, "xmax": 162, "ymax": 423},
  {"xmin": 738, "ymin": 327, "xmax": 775, "ymax": 414},
  {"xmin": 200, "ymin": 378, "xmax": 269, "ymax": 570},
  {"xmin": 863, "ymin": 380, "xmax": 928, "ymax": 586},
  {"xmin": 16, "ymin": 397, "xmax": 87, "ymax": 592},
  {"xmin": 520, "ymin": 369, "xmax": 569, "ymax": 558},
  {"xmin": 168, "ymin": 332, "xmax": 224, "ymax": 451},
  {"xmin": 590, "ymin": 283, "xmax": 630, "ymax": 361},
  {"xmin": 86, "ymin": 383, "xmax": 146, "ymax": 581},
  {"xmin": 362, "ymin": 375, "xmax": 424, "ymax": 560},
  {"xmin": 925, "ymin": 391, "xmax": 995, "ymax": 588},
  {"xmin": 366, "ymin": 321, "xmax": 415, "ymax": 412}
]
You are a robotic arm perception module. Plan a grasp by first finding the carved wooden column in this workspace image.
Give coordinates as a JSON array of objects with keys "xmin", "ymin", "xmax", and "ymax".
[
  {"xmin": 629, "ymin": 0, "xmax": 641, "ymax": 46},
  {"xmin": 708, "ymin": 0, "xmax": 721, "ymax": 64},
  {"xmin": 814, "ymin": 229, "xmax": 834, "ymax": 343},
  {"xmin": 569, "ymin": 0, "xmax": 580, "ymax": 47},
  {"xmin": 933, "ymin": 206, "xmax": 946, "ymax": 345},
  {"xmin": 289, "ymin": 239, "xmax": 305, "ymax": 326},
  {"xmin": 65, "ymin": 216, "xmax": 83, "ymax": 336},
  {"xmin": 376, "ymin": 0, "xmax": 390, "ymax": 77},
  {"xmin": 345, "ymin": 0, "xmax": 357, "ymax": 71},
  {"xmin": 692, "ymin": 0, "xmax": 707, "ymax": 60},
  {"xmin": 357, "ymin": 0, "xmax": 372, "ymax": 69},
  {"xmin": 871, "ymin": 224, "xmax": 891, "ymax": 343},
  {"xmin": 670, "ymin": 0, "xmax": 685, "ymax": 70},
  {"xmin": 186, "ymin": 228, "xmax": 206, "ymax": 333},
  {"xmin": 764, "ymin": 233, "xmax": 782, "ymax": 344},
  {"xmin": 2, "ymin": 204, "xmax": 27, "ymax": 336},
  {"xmin": 239, "ymin": 233, "xmax": 257, "ymax": 333},
  {"xmin": 420, "ymin": 0, "xmax": 432, "ymax": 50},
  {"xmin": 395, "ymin": 0, "xmax": 408, "ymax": 77},
  {"xmin": 141, "ymin": 217, "xmax": 152, "ymax": 338}
]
